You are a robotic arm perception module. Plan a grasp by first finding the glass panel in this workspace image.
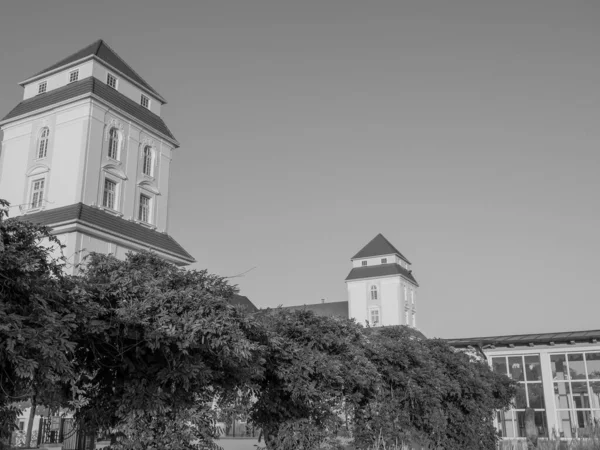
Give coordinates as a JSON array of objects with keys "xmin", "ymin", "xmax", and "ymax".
[
  {"xmin": 551, "ymin": 354, "xmax": 568, "ymax": 381},
  {"xmin": 492, "ymin": 357, "xmax": 508, "ymax": 376},
  {"xmin": 527, "ymin": 383, "xmax": 545, "ymax": 409},
  {"xmin": 515, "ymin": 385, "xmax": 527, "ymax": 409},
  {"xmin": 586, "ymin": 353, "xmax": 600, "ymax": 380},
  {"xmin": 515, "ymin": 411, "xmax": 526, "ymax": 438},
  {"xmin": 534, "ymin": 411, "xmax": 548, "ymax": 438},
  {"xmin": 575, "ymin": 410, "xmax": 592, "ymax": 435},
  {"xmin": 554, "ymin": 382, "xmax": 571, "ymax": 409},
  {"xmin": 589, "ymin": 381, "xmax": 600, "ymax": 409},
  {"xmin": 508, "ymin": 356, "xmax": 525, "ymax": 381},
  {"xmin": 497, "ymin": 410, "xmax": 514, "ymax": 438},
  {"xmin": 572, "ymin": 382, "xmax": 590, "ymax": 408},
  {"xmin": 525, "ymin": 355, "xmax": 542, "ymax": 381},
  {"xmin": 568, "ymin": 354, "xmax": 587, "ymax": 380},
  {"xmin": 557, "ymin": 410, "xmax": 575, "ymax": 438}
]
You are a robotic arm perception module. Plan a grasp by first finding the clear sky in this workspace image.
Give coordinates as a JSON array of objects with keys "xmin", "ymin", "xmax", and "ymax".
[{"xmin": 1, "ymin": 0, "xmax": 599, "ymax": 339}]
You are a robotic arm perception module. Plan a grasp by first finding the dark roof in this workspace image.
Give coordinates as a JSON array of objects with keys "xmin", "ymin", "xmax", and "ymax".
[
  {"xmin": 229, "ymin": 294, "xmax": 259, "ymax": 313},
  {"xmin": 352, "ymin": 233, "xmax": 411, "ymax": 263},
  {"xmin": 283, "ymin": 301, "xmax": 349, "ymax": 318},
  {"xmin": 17, "ymin": 203, "xmax": 194, "ymax": 263},
  {"xmin": 29, "ymin": 40, "xmax": 163, "ymax": 100},
  {"xmin": 2, "ymin": 77, "xmax": 177, "ymax": 144},
  {"xmin": 345, "ymin": 263, "xmax": 418, "ymax": 285},
  {"xmin": 446, "ymin": 329, "xmax": 600, "ymax": 349}
]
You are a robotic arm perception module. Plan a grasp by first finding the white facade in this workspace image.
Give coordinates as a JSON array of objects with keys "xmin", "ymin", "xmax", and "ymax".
[{"xmin": 0, "ymin": 41, "xmax": 192, "ymax": 268}]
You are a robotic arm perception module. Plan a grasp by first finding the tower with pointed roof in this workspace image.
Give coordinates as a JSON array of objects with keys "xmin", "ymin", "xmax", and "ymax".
[
  {"xmin": 345, "ymin": 233, "xmax": 419, "ymax": 327},
  {"xmin": 0, "ymin": 40, "xmax": 194, "ymax": 267}
]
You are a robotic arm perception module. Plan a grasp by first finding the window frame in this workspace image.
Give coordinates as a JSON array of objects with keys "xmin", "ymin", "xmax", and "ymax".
[
  {"xmin": 37, "ymin": 127, "xmax": 50, "ymax": 159},
  {"xmin": 142, "ymin": 146, "xmax": 154, "ymax": 177},
  {"xmin": 37, "ymin": 81, "xmax": 47, "ymax": 94},
  {"xmin": 370, "ymin": 285, "xmax": 378, "ymax": 301},
  {"xmin": 107, "ymin": 128, "xmax": 120, "ymax": 160},
  {"xmin": 102, "ymin": 178, "xmax": 118, "ymax": 210},
  {"xmin": 140, "ymin": 94, "xmax": 150, "ymax": 109},
  {"xmin": 361, "ymin": 260, "xmax": 367, "ymax": 266},
  {"xmin": 138, "ymin": 193, "xmax": 152, "ymax": 223},
  {"xmin": 68, "ymin": 69, "xmax": 79, "ymax": 83},
  {"xmin": 30, "ymin": 177, "xmax": 45, "ymax": 210},
  {"xmin": 370, "ymin": 308, "xmax": 380, "ymax": 326},
  {"xmin": 106, "ymin": 73, "xmax": 118, "ymax": 89},
  {"xmin": 381, "ymin": 258, "xmax": 387, "ymax": 264}
]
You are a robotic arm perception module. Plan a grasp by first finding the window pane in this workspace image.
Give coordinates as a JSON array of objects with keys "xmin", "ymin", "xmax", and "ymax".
[
  {"xmin": 588, "ymin": 381, "xmax": 600, "ymax": 409},
  {"xmin": 515, "ymin": 384, "xmax": 527, "ymax": 409},
  {"xmin": 586, "ymin": 353, "xmax": 600, "ymax": 380},
  {"xmin": 508, "ymin": 356, "xmax": 524, "ymax": 381},
  {"xmin": 524, "ymin": 355, "xmax": 542, "ymax": 381},
  {"xmin": 527, "ymin": 383, "xmax": 545, "ymax": 409},
  {"xmin": 568, "ymin": 354, "xmax": 587, "ymax": 380},
  {"xmin": 534, "ymin": 411, "xmax": 548, "ymax": 438},
  {"xmin": 497, "ymin": 410, "xmax": 514, "ymax": 438},
  {"xmin": 492, "ymin": 357, "xmax": 508, "ymax": 376},
  {"xmin": 554, "ymin": 382, "xmax": 571, "ymax": 409},
  {"xmin": 515, "ymin": 411, "xmax": 526, "ymax": 438},
  {"xmin": 572, "ymin": 382, "xmax": 590, "ymax": 408},
  {"xmin": 557, "ymin": 410, "xmax": 575, "ymax": 438},
  {"xmin": 575, "ymin": 410, "xmax": 592, "ymax": 435},
  {"xmin": 551, "ymin": 354, "xmax": 568, "ymax": 381}
]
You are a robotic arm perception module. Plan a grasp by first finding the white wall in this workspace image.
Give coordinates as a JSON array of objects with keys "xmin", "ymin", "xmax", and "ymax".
[
  {"xmin": 23, "ymin": 61, "xmax": 94, "ymax": 100},
  {"xmin": 351, "ymin": 254, "xmax": 410, "ymax": 268}
]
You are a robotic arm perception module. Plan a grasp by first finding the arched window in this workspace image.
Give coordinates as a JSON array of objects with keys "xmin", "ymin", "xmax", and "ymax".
[
  {"xmin": 108, "ymin": 128, "xmax": 119, "ymax": 160},
  {"xmin": 38, "ymin": 128, "xmax": 49, "ymax": 159},
  {"xmin": 142, "ymin": 146, "xmax": 153, "ymax": 176},
  {"xmin": 370, "ymin": 285, "xmax": 378, "ymax": 300}
]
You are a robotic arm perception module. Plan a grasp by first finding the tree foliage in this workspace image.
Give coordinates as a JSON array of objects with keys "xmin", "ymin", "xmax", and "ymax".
[
  {"xmin": 0, "ymin": 199, "xmax": 81, "ymax": 447},
  {"xmin": 354, "ymin": 326, "xmax": 516, "ymax": 449}
]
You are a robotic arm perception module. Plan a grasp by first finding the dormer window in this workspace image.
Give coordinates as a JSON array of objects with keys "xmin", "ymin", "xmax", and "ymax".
[
  {"xmin": 69, "ymin": 69, "xmax": 79, "ymax": 83},
  {"xmin": 381, "ymin": 258, "xmax": 387, "ymax": 264},
  {"xmin": 370, "ymin": 285, "xmax": 378, "ymax": 300},
  {"xmin": 140, "ymin": 94, "xmax": 150, "ymax": 109},
  {"xmin": 38, "ymin": 81, "xmax": 47, "ymax": 94},
  {"xmin": 106, "ymin": 73, "xmax": 118, "ymax": 89},
  {"xmin": 361, "ymin": 261, "xmax": 367, "ymax": 266}
]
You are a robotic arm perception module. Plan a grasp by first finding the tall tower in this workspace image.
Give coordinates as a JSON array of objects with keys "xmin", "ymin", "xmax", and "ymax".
[
  {"xmin": 0, "ymin": 40, "xmax": 194, "ymax": 268},
  {"xmin": 345, "ymin": 234, "xmax": 418, "ymax": 328}
]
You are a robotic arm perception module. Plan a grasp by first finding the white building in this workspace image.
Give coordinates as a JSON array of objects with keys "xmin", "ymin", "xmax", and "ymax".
[
  {"xmin": 0, "ymin": 39, "xmax": 195, "ymax": 269},
  {"xmin": 287, "ymin": 233, "xmax": 419, "ymax": 329}
]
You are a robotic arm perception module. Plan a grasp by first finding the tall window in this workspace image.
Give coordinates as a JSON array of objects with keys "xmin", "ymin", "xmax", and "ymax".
[
  {"xmin": 69, "ymin": 69, "xmax": 79, "ymax": 83},
  {"xmin": 38, "ymin": 81, "xmax": 47, "ymax": 94},
  {"xmin": 30, "ymin": 179, "xmax": 45, "ymax": 209},
  {"xmin": 102, "ymin": 179, "xmax": 117, "ymax": 210},
  {"xmin": 108, "ymin": 128, "xmax": 119, "ymax": 160},
  {"xmin": 138, "ymin": 194, "xmax": 151, "ymax": 223},
  {"xmin": 492, "ymin": 355, "xmax": 547, "ymax": 439},
  {"xmin": 551, "ymin": 352, "xmax": 600, "ymax": 438},
  {"xmin": 370, "ymin": 285, "xmax": 378, "ymax": 300},
  {"xmin": 38, "ymin": 128, "xmax": 50, "ymax": 159},
  {"xmin": 370, "ymin": 309, "xmax": 380, "ymax": 326},
  {"xmin": 106, "ymin": 73, "xmax": 118, "ymax": 89},
  {"xmin": 142, "ymin": 146, "xmax": 153, "ymax": 176}
]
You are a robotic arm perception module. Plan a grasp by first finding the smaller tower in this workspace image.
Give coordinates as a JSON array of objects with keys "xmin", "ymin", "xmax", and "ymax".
[{"xmin": 345, "ymin": 233, "xmax": 418, "ymax": 328}]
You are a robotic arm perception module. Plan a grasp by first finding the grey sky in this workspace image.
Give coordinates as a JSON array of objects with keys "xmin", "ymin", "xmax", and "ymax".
[{"xmin": 1, "ymin": 0, "xmax": 599, "ymax": 338}]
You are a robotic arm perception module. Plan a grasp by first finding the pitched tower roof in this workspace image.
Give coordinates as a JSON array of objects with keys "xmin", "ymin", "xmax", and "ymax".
[
  {"xmin": 22, "ymin": 39, "xmax": 165, "ymax": 102},
  {"xmin": 351, "ymin": 233, "xmax": 411, "ymax": 264}
]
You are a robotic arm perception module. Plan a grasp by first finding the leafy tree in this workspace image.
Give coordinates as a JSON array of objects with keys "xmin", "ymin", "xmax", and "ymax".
[
  {"xmin": 355, "ymin": 326, "xmax": 516, "ymax": 449},
  {"xmin": 249, "ymin": 309, "xmax": 379, "ymax": 450},
  {"xmin": 67, "ymin": 251, "xmax": 262, "ymax": 449},
  {"xmin": 0, "ymin": 199, "xmax": 82, "ymax": 448}
]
